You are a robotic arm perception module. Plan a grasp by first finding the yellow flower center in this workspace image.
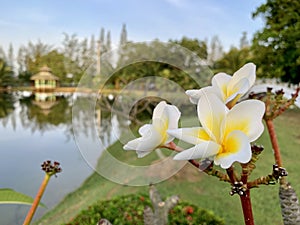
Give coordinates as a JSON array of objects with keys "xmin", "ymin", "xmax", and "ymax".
[{"xmin": 218, "ymin": 133, "xmax": 241, "ymax": 156}]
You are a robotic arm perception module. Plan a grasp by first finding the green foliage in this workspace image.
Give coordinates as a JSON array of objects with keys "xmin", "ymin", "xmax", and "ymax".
[
  {"xmin": 18, "ymin": 70, "xmax": 33, "ymax": 86},
  {"xmin": 107, "ymin": 61, "xmax": 199, "ymax": 90},
  {"xmin": 170, "ymin": 36, "xmax": 208, "ymax": 60},
  {"xmin": 27, "ymin": 50, "xmax": 68, "ymax": 83},
  {"xmin": 213, "ymin": 46, "xmax": 252, "ymax": 74},
  {"xmin": 108, "ymin": 40, "xmax": 212, "ymax": 90},
  {"xmin": 65, "ymin": 194, "xmax": 224, "ymax": 225},
  {"xmin": 0, "ymin": 58, "xmax": 15, "ymax": 87},
  {"xmin": 19, "ymin": 95, "xmax": 71, "ymax": 130},
  {"xmin": 0, "ymin": 188, "xmax": 45, "ymax": 207},
  {"xmin": 252, "ymin": 0, "xmax": 300, "ymax": 83}
]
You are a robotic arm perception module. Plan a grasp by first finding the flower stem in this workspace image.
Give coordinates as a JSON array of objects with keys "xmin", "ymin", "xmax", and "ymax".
[
  {"xmin": 227, "ymin": 166, "xmax": 255, "ymax": 225},
  {"xmin": 23, "ymin": 174, "xmax": 50, "ymax": 225},
  {"xmin": 265, "ymin": 119, "xmax": 283, "ymax": 167},
  {"xmin": 240, "ymin": 190, "xmax": 255, "ymax": 225},
  {"xmin": 163, "ymin": 142, "xmax": 183, "ymax": 152},
  {"xmin": 226, "ymin": 166, "xmax": 237, "ymax": 183}
]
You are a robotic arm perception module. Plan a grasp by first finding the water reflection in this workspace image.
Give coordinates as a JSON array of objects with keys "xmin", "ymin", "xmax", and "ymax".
[
  {"xmin": 0, "ymin": 91, "xmax": 119, "ymax": 225},
  {"xmin": 19, "ymin": 93, "xmax": 71, "ymax": 132},
  {"xmin": 0, "ymin": 92, "xmax": 15, "ymax": 119},
  {"xmin": 0, "ymin": 89, "xmax": 196, "ymax": 224}
]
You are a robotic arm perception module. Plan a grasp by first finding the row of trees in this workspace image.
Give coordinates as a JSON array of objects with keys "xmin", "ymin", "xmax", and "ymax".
[
  {"xmin": 0, "ymin": 24, "xmax": 225, "ymax": 89},
  {"xmin": 0, "ymin": 25, "xmax": 116, "ymax": 87},
  {"xmin": 0, "ymin": 0, "xmax": 299, "ymax": 89}
]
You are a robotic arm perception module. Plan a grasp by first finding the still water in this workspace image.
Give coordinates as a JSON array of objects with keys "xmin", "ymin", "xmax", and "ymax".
[{"xmin": 0, "ymin": 92, "xmax": 119, "ymax": 225}]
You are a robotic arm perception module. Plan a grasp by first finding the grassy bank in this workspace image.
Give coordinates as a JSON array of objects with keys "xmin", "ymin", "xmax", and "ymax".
[{"xmin": 34, "ymin": 109, "xmax": 300, "ymax": 225}]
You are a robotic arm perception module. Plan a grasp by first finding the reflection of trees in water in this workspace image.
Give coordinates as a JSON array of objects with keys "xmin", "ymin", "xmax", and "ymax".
[
  {"xmin": 0, "ymin": 92, "xmax": 15, "ymax": 118},
  {"xmin": 0, "ymin": 92, "xmax": 193, "ymax": 143},
  {"xmin": 0, "ymin": 92, "xmax": 17, "ymax": 129},
  {"xmin": 0, "ymin": 93, "xmax": 129, "ymax": 147},
  {"xmin": 19, "ymin": 94, "xmax": 72, "ymax": 136},
  {"xmin": 74, "ymin": 97, "xmax": 119, "ymax": 146},
  {"xmin": 96, "ymin": 108, "xmax": 113, "ymax": 147},
  {"xmin": 72, "ymin": 96, "xmax": 98, "ymax": 140}
]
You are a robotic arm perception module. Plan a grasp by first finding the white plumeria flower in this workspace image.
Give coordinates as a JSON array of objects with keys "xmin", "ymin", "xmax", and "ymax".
[
  {"xmin": 168, "ymin": 94, "xmax": 265, "ymax": 169},
  {"xmin": 186, "ymin": 63, "xmax": 256, "ymax": 107},
  {"xmin": 123, "ymin": 101, "xmax": 181, "ymax": 158}
]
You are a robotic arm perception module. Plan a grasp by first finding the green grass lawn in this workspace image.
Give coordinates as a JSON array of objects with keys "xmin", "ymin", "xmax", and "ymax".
[{"xmin": 34, "ymin": 108, "xmax": 300, "ymax": 225}]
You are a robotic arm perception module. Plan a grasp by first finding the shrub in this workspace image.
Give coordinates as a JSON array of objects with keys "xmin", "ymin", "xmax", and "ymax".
[{"xmin": 65, "ymin": 193, "xmax": 224, "ymax": 225}]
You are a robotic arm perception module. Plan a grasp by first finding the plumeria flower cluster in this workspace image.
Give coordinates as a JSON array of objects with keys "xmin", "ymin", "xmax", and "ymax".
[{"xmin": 124, "ymin": 63, "xmax": 265, "ymax": 169}]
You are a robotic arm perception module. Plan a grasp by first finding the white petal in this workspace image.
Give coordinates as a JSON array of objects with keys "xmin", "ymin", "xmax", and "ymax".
[
  {"xmin": 152, "ymin": 101, "xmax": 169, "ymax": 132},
  {"xmin": 166, "ymin": 104, "xmax": 181, "ymax": 130},
  {"xmin": 225, "ymin": 100, "xmax": 265, "ymax": 142},
  {"xmin": 173, "ymin": 141, "xmax": 220, "ymax": 160},
  {"xmin": 186, "ymin": 86, "xmax": 219, "ymax": 104},
  {"xmin": 226, "ymin": 77, "xmax": 250, "ymax": 104},
  {"xmin": 230, "ymin": 63, "xmax": 256, "ymax": 90},
  {"xmin": 152, "ymin": 102, "xmax": 181, "ymax": 144},
  {"xmin": 124, "ymin": 125, "xmax": 162, "ymax": 151},
  {"xmin": 212, "ymin": 73, "xmax": 232, "ymax": 101},
  {"xmin": 138, "ymin": 124, "xmax": 152, "ymax": 136},
  {"xmin": 167, "ymin": 127, "xmax": 210, "ymax": 145},
  {"xmin": 152, "ymin": 101, "xmax": 168, "ymax": 121},
  {"xmin": 214, "ymin": 130, "xmax": 251, "ymax": 169},
  {"xmin": 123, "ymin": 137, "xmax": 156, "ymax": 152},
  {"xmin": 198, "ymin": 93, "xmax": 228, "ymax": 141},
  {"xmin": 186, "ymin": 89, "xmax": 202, "ymax": 104},
  {"xmin": 164, "ymin": 104, "xmax": 181, "ymax": 144}
]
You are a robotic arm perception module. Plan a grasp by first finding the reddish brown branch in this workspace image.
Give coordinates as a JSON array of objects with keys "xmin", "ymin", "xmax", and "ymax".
[
  {"xmin": 240, "ymin": 190, "xmax": 255, "ymax": 225},
  {"xmin": 265, "ymin": 119, "xmax": 283, "ymax": 167}
]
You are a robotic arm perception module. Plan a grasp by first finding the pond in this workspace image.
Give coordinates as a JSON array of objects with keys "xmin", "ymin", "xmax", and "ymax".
[{"xmin": 0, "ymin": 91, "xmax": 120, "ymax": 225}]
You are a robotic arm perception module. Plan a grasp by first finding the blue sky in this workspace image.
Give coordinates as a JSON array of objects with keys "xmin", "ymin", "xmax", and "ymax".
[{"xmin": 0, "ymin": 0, "xmax": 265, "ymax": 52}]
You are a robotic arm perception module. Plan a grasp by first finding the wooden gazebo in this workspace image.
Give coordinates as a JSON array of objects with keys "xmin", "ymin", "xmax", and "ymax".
[{"xmin": 30, "ymin": 66, "xmax": 59, "ymax": 91}]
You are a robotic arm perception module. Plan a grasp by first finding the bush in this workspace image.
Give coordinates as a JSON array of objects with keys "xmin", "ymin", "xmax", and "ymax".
[{"xmin": 65, "ymin": 193, "xmax": 224, "ymax": 225}]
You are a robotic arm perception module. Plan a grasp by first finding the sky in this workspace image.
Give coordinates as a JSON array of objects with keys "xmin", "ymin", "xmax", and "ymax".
[{"xmin": 0, "ymin": 0, "xmax": 266, "ymax": 53}]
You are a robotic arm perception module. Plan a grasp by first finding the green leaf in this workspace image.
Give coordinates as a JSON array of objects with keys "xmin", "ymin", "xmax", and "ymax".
[{"xmin": 0, "ymin": 188, "xmax": 46, "ymax": 207}]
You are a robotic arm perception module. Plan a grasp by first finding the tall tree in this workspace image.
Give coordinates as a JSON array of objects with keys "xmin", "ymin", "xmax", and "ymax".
[
  {"xmin": 22, "ymin": 40, "xmax": 53, "ymax": 76},
  {"xmin": 239, "ymin": 32, "xmax": 249, "ymax": 49},
  {"xmin": 17, "ymin": 46, "xmax": 31, "ymax": 85},
  {"xmin": 88, "ymin": 34, "xmax": 97, "ymax": 76},
  {"xmin": 100, "ymin": 28, "xmax": 105, "ymax": 45},
  {"xmin": 62, "ymin": 33, "xmax": 86, "ymax": 84},
  {"xmin": 207, "ymin": 35, "xmax": 223, "ymax": 66},
  {"xmin": 0, "ymin": 46, "xmax": 6, "ymax": 61},
  {"xmin": 252, "ymin": 0, "xmax": 300, "ymax": 83},
  {"xmin": 8, "ymin": 43, "xmax": 14, "ymax": 69},
  {"xmin": 0, "ymin": 58, "xmax": 14, "ymax": 87},
  {"xmin": 106, "ymin": 30, "xmax": 112, "ymax": 52},
  {"xmin": 119, "ymin": 24, "xmax": 128, "ymax": 46}
]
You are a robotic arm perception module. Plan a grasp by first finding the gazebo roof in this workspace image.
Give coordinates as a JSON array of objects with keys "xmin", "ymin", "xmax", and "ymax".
[{"xmin": 30, "ymin": 66, "xmax": 59, "ymax": 81}]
